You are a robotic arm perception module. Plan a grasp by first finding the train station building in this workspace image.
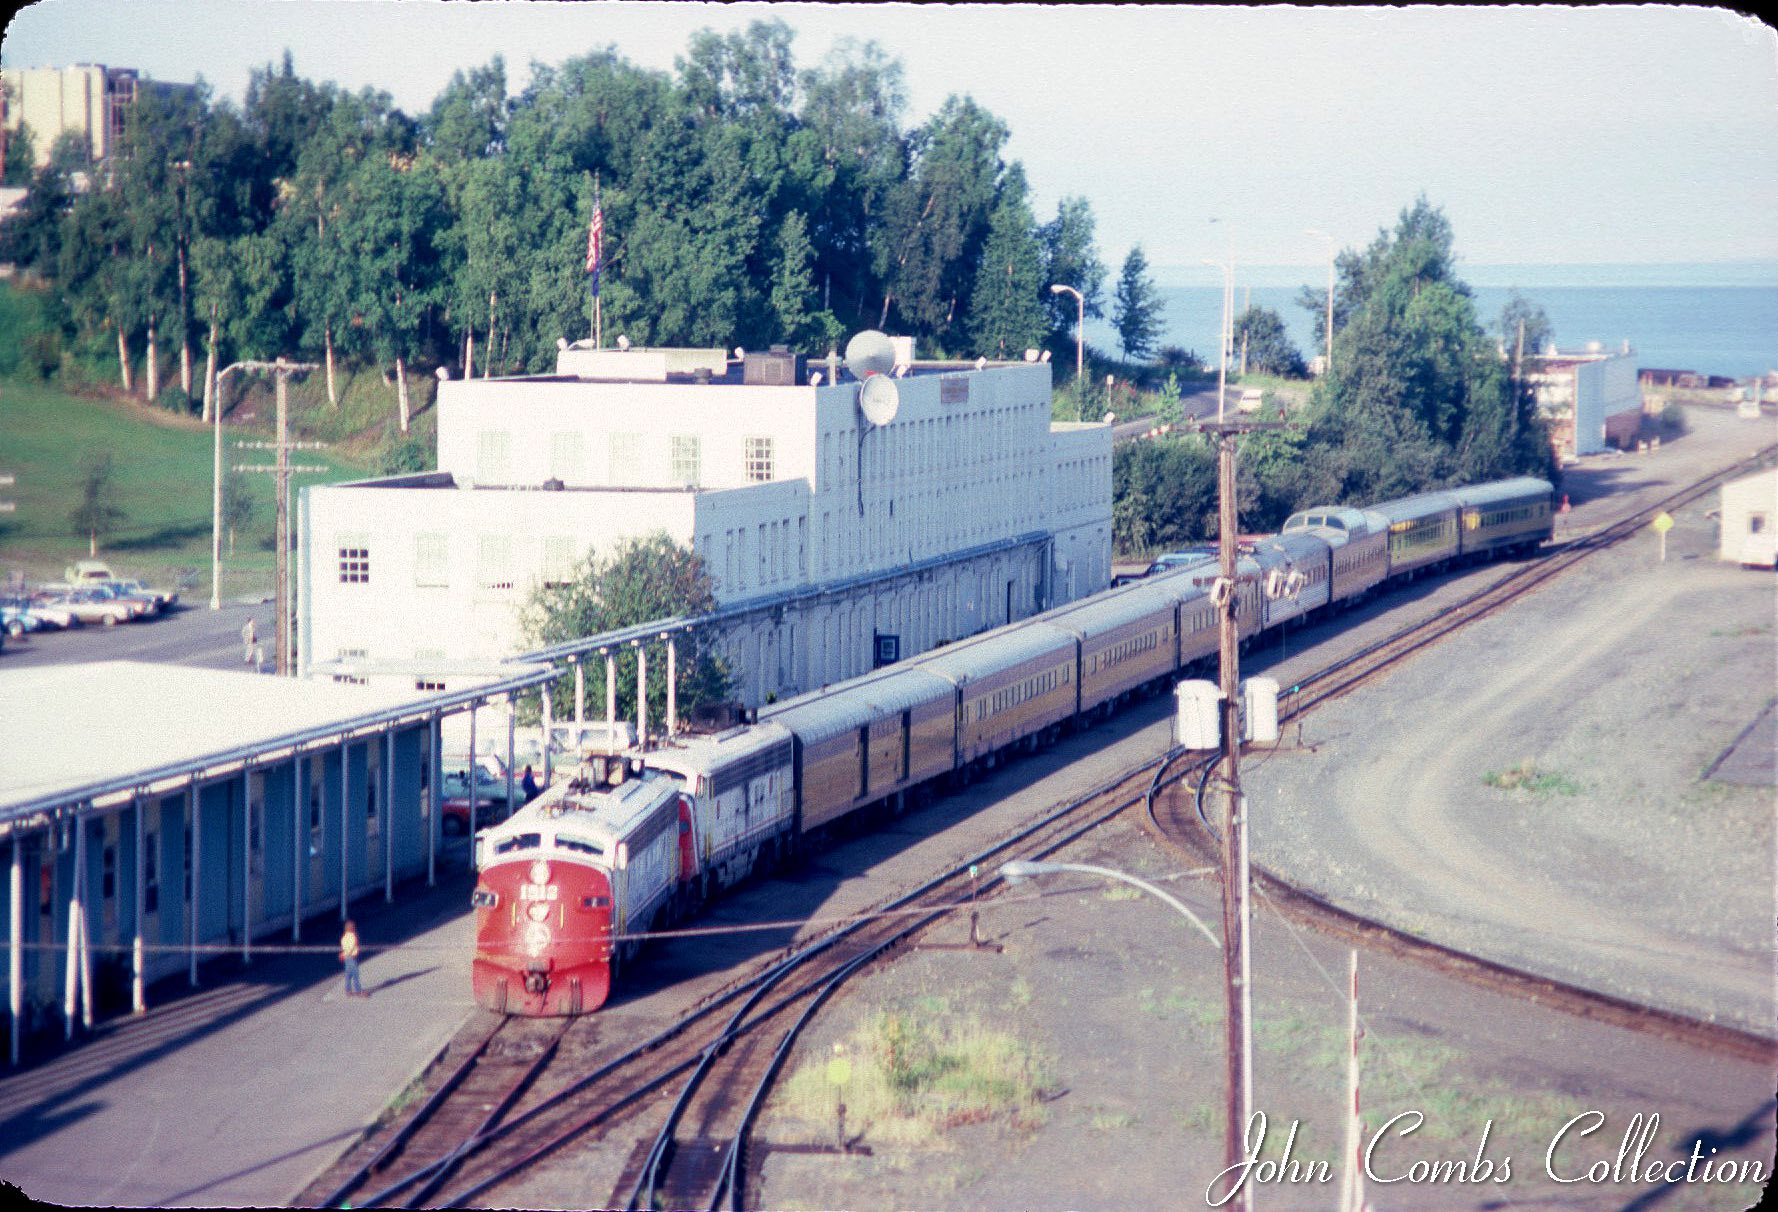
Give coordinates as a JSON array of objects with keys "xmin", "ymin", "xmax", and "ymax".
[
  {"xmin": 0, "ymin": 659, "xmax": 551, "ymax": 1061},
  {"xmin": 298, "ymin": 341, "xmax": 1113, "ymax": 704}
]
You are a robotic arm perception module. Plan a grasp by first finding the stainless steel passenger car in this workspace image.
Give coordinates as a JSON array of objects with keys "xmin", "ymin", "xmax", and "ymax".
[
  {"xmin": 1250, "ymin": 532, "xmax": 1334, "ymax": 628},
  {"xmin": 1372, "ymin": 491, "xmax": 1463, "ymax": 576},
  {"xmin": 1451, "ymin": 477, "xmax": 1554, "ymax": 559},
  {"xmin": 1283, "ymin": 506, "xmax": 1390, "ymax": 604}
]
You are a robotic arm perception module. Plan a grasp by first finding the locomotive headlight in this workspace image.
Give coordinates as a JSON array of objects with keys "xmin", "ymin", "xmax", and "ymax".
[
  {"xmin": 528, "ymin": 860, "xmax": 551, "ymax": 885},
  {"xmin": 527, "ymin": 902, "xmax": 550, "ymax": 923},
  {"xmin": 524, "ymin": 922, "xmax": 552, "ymax": 954}
]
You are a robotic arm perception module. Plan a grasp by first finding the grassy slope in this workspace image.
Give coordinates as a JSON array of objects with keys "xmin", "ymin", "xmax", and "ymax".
[{"xmin": 0, "ymin": 376, "xmax": 377, "ymax": 594}]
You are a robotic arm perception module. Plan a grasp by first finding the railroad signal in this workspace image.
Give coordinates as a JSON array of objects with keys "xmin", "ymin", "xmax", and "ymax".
[{"xmin": 1651, "ymin": 511, "xmax": 1674, "ymax": 561}]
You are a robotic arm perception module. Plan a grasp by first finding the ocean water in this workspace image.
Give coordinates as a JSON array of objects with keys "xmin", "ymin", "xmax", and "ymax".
[{"xmin": 1083, "ymin": 268, "xmax": 1778, "ymax": 380}]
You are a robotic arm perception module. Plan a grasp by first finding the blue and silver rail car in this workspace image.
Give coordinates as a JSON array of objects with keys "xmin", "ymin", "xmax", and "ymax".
[
  {"xmin": 1372, "ymin": 491, "xmax": 1463, "ymax": 577},
  {"xmin": 1250, "ymin": 531, "xmax": 1334, "ymax": 628},
  {"xmin": 1283, "ymin": 506, "xmax": 1390, "ymax": 605},
  {"xmin": 1451, "ymin": 477, "xmax": 1555, "ymax": 559}
]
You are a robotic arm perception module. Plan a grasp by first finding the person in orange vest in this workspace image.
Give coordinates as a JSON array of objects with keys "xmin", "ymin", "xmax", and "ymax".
[{"xmin": 339, "ymin": 920, "xmax": 366, "ymax": 998}]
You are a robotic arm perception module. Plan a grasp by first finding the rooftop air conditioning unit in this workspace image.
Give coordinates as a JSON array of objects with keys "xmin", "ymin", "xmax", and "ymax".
[{"xmin": 743, "ymin": 349, "xmax": 805, "ymax": 386}]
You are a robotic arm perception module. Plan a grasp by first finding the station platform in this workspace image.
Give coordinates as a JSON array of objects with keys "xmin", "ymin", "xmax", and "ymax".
[{"xmin": 0, "ymin": 863, "xmax": 479, "ymax": 1208}]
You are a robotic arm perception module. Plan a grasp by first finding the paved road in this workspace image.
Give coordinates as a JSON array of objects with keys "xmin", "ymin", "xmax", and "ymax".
[
  {"xmin": 3, "ymin": 597, "xmax": 276, "ymax": 672},
  {"xmin": 1108, "ymin": 386, "xmax": 1227, "ymax": 442}
]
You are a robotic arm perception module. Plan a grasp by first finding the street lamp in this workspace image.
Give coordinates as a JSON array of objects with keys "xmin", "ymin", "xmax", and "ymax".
[
  {"xmin": 998, "ymin": 859, "xmax": 1221, "ymax": 950},
  {"xmin": 1201, "ymin": 258, "xmax": 1233, "ymax": 423},
  {"xmin": 1306, "ymin": 229, "xmax": 1336, "ymax": 374},
  {"xmin": 209, "ymin": 361, "xmax": 249, "ymax": 610},
  {"xmin": 1049, "ymin": 283, "xmax": 1084, "ymax": 385}
]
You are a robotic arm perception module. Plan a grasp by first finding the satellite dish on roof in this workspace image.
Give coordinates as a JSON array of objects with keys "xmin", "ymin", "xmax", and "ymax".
[
  {"xmin": 844, "ymin": 329, "xmax": 896, "ymax": 380},
  {"xmin": 859, "ymin": 374, "xmax": 901, "ymax": 426}
]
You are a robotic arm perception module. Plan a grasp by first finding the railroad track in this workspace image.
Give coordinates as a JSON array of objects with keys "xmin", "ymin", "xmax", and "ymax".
[
  {"xmin": 1145, "ymin": 449, "xmax": 1778, "ymax": 1065},
  {"xmin": 1284, "ymin": 439, "xmax": 1778, "ymax": 719},
  {"xmin": 305, "ymin": 446, "xmax": 1778, "ymax": 1207},
  {"xmin": 297, "ymin": 754, "xmax": 1173, "ymax": 1209}
]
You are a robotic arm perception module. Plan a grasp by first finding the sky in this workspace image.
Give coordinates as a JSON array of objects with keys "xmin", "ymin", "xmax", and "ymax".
[{"xmin": 4, "ymin": 1, "xmax": 1776, "ymax": 283}]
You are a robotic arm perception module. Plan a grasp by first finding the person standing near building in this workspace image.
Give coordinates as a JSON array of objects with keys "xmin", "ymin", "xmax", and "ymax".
[
  {"xmin": 339, "ymin": 920, "xmax": 366, "ymax": 998},
  {"xmin": 241, "ymin": 616, "xmax": 257, "ymax": 664},
  {"xmin": 521, "ymin": 765, "xmax": 540, "ymax": 802}
]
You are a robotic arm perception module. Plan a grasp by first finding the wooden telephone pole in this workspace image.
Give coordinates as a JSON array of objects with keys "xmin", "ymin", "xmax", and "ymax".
[
  {"xmin": 1197, "ymin": 414, "xmax": 1287, "ymax": 1210},
  {"xmin": 232, "ymin": 358, "xmax": 323, "ymax": 675}
]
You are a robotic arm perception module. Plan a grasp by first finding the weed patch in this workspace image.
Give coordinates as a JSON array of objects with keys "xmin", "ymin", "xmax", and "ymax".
[
  {"xmin": 771, "ymin": 1007, "xmax": 1056, "ymax": 1148},
  {"xmin": 1482, "ymin": 761, "xmax": 1580, "ymax": 796}
]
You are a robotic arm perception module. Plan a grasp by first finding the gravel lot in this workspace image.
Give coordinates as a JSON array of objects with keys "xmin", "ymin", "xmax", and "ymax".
[{"xmin": 747, "ymin": 404, "xmax": 1776, "ymax": 1211}]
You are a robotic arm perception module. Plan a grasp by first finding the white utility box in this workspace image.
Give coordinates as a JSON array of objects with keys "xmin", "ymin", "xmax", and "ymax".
[{"xmin": 1175, "ymin": 680, "xmax": 1223, "ymax": 749}]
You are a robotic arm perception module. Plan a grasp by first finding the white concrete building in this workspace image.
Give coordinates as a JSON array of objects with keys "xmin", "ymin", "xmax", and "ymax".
[
  {"xmin": 2, "ymin": 64, "xmax": 135, "ymax": 168},
  {"xmin": 1523, "ymin": 343, "xmax": 1643, "ymax": 458},
  {"xmin": 1719, "ymin": 468, "xmax": 1776, "ymax": 568},
  {"xmin": 300, "ymin": 344, "xmax": 1112, "ymax": 705}
]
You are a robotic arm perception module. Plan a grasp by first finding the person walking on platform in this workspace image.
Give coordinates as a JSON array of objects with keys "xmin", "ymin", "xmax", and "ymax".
[
  {"xmin": 241, "ymin": 616, "xmax": 257, "ymax": 664},
  {"xmin": 339, "ymin": 920, "xmax": 366, "ymax": 998}
]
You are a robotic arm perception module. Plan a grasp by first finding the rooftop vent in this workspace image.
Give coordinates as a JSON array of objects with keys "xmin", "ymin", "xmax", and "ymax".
[{"xmin": 743, "ymin": 348, "xmax": 805, "ymax": 386}]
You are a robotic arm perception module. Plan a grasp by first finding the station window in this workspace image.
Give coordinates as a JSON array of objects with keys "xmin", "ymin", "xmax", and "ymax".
[
  {"xmin": 671, "ymin": 434, "xmax": 702, "ymax": 487},
  {"xmin": 542, "ymin": 536, "xmax": 577, "ymax": 589},
  {"xmin": 415, "ymin": 678, "xmax": 445, "ymax": 691},
  {"xmin": 477, "ymin": 535, "xmax": 515, "ymax": 591},
  {"xmin": 548, "ymin": 431, "xmax": 585, "ymax": 482},
  {"xmin": 608, "ymin": 431, "xmax": 641, "ymax": 483},
  {"xmin": 143, "ymin": 831, "xmax": 159, "ymax": 914},
  {"xmin": 414, "ymin": 533, "xmax": 448, "ymax": 588},
  {"xmin": 476, "ymin": 431, "xmax": 512, "ymax": 484},
  {"xmin": 337, "ymin": 538, "xmax": 370, "ymax": 584},
  {"xmin": 745, "ymin": 435, "xmax": 775, "ymax": 482}
]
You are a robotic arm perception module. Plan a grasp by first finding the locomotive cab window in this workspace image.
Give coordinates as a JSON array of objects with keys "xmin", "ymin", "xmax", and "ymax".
[
  {"xmin": 555, "ymin": 834, "xmax": 604, "ymax": 857},
  {"xmin": 494, "ymin": 833, "xmax": 543, "ymax": 855}
]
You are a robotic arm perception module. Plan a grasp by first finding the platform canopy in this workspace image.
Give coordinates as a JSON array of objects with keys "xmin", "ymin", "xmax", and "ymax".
[{"xmin": 0, "ymin": 661, "xmax": 543, "ymax": 824}]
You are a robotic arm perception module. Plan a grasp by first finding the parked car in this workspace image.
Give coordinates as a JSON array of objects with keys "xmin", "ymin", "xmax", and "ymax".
[
  {"xmin": 84, "ymin": 581, "xmax": 159, "ymax": 617},
  {"xmin": 9, "ymin": 596, "xmax": 75, "ymax": 631},
  {"xmin": 40, "ymin": 588, "xmax": 135, "ymax": 627},
  {"xmin": 440, "ymin": 760, "xmax": 519, "ymax": 835},
  {"xmin": 112, "ymin": 577, "xmax": 180, "ymax": 611},
  {"xmin": 2, "ymin": 599, "xmax": 44, "ymax": 637}
]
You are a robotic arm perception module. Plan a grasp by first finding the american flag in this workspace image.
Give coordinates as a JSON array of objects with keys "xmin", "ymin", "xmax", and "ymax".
[{"xmin": 585, "ymin": 197, "xmax": 604, "ymax": 291}]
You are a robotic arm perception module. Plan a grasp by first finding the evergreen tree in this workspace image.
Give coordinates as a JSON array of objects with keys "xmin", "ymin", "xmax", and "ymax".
[
  {"xmin": 966, "ymin": 164, "xmax": 1046, "ymax": 357},
  {"xmin": 1232, "ymin": 306, "xmax": 1306, "ymax": 377},
  {"xmin": 1111, "ymin": 245, "xmax": 1163, "ymax": 361},
  {"xmin": 1039, "ymin": 196, "xmax": 1106, "ymax": 339},
  {"xmin": 769, "ymin": 209, "xmax": 840, "ymax": 349}
]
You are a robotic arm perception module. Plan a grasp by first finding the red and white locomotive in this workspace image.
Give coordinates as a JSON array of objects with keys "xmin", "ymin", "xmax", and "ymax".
[{"xmin": 471, "ymin": 725, "xmax": 795, "ymax": 1015}]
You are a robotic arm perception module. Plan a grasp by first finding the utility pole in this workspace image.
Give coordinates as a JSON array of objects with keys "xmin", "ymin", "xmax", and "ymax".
[
  {"xmin": 1197, "ymin": 414, "xmax": 1286, "ymax": 1211},
  {"xmin": 231, "ymin": 358, "xmax": 323, "ymax": 675}
]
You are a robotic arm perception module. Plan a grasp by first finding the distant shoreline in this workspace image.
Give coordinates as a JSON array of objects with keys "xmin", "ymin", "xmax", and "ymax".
[{"xmin": 1152, "ymin": 261, "xmax": 1778, "ymax": 290}]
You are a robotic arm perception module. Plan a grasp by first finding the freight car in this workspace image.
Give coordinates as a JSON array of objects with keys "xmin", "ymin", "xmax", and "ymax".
[{"xmin": 472, "ymin": 476, "xmax": 1553, "ymax": 1014}]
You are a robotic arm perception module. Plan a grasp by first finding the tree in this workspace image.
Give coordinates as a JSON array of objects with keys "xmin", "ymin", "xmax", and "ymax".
[
  {"xmin": 1293, "ymin": 197, "xmax": 1554, "ymax": 504},
  {"xmin": 1232, "ymin": 306, "xmax": 1306, "ymax": 377},
  {"xmin": 1111, "ymin": 245, "xmax": 1163, "ymax": 361},
  {"xmin": 2, "ymin": 123, "xmax": 36, "ymax": 186},
  {"xmin": 966, "ymin": 164, "xmax": 1046, "ymax": 358},
  {"xmin": 70, "ymin": 451, "xmax": 126, "ymax": 555},
  {"xmin": 1039, "ymin": 195, "xmax": 1106, "ymax": 341},
  {"xmin": 519, "ymin": 532, "xmax": 731, "ymax": 732},
  {"xmin": 1496, "ymin": 291, "xmax": 1554, "ymax": 361},
  {"xmin": 875, "ymin": 95, "xmax": 1007, "ymax": 343},
  {"xmin": 769, "ymin": 209, "xmax": 839, "ymax": 350},
  {"xmin": 220, "ymin": 461, "xmax": 257, "ymax": 555}
]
